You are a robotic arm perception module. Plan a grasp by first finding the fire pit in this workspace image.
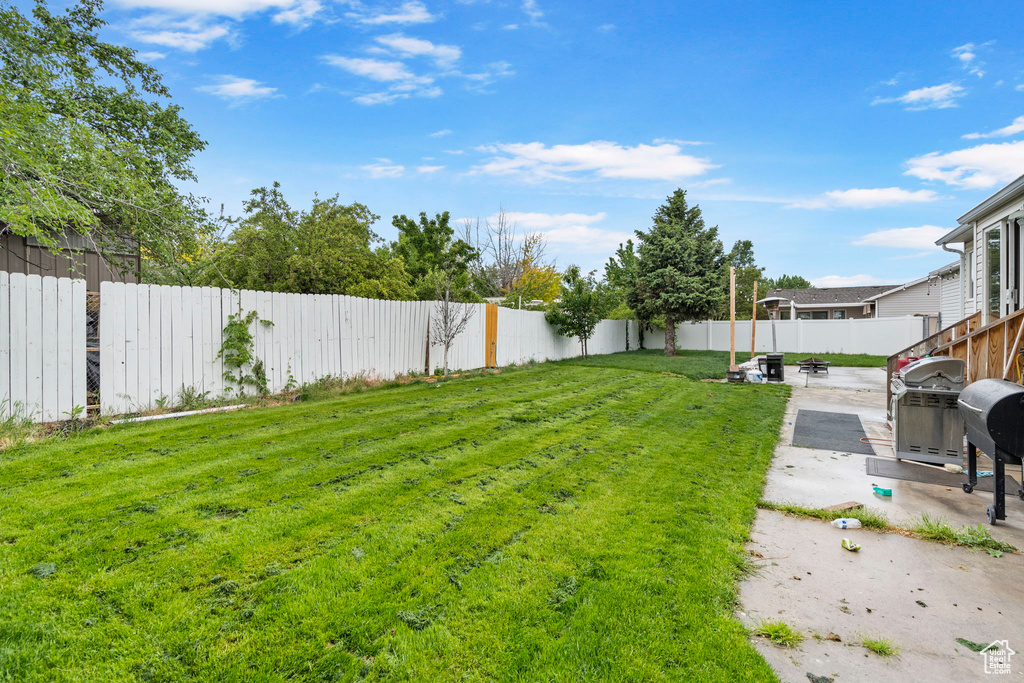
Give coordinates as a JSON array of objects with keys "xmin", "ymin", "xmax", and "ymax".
[{"xmin": 797, "ymin": 357, "xmax": 830, "ymax": 374}]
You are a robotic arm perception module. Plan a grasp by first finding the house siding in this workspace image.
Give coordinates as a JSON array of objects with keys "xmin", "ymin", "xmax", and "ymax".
[
  {"xmin": 938, "ymin": 270, "xmax": 962, "ymax": 325},
  {"xmin": 875, "ymin": 280, "xmax": 940, "ymax": 318}
]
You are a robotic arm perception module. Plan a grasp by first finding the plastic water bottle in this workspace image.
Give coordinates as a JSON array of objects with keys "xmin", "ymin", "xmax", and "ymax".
[{"xmin": 830, "ymin": 518, "xmax": 862, "ymax": 529}]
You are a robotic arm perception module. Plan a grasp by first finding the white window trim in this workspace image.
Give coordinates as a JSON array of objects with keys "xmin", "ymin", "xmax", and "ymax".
[{"xmin": 982, "ymin": 223, "xmax": 1004, "ymax": 324}]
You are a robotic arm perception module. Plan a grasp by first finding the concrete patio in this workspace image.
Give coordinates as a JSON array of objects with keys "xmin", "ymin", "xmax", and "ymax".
[{"xmin": 739, "ymin": 365, "xmax": 1024, "ymax": 681}]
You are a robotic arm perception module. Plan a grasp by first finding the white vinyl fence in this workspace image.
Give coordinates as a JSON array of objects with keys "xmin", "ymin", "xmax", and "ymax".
[
  {"xmin": 644, "ymin": 316, "xmax": 923, "ymax": 356},
  {"xmin": 0, "ymin": 273, "xmax": 87, "ymax": 422}
]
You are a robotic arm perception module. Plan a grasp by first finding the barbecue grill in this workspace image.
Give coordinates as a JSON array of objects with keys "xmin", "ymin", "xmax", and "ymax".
[
  {"xmin": 889, "ymin": 356, "xmax": 966, "ymax": 466},
  {"xmin": 958, "ymin": 379, "xmax": 1024, "ymax": 525}
]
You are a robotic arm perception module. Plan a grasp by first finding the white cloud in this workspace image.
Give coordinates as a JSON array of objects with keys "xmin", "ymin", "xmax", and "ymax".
[
  {"xmin": 689, "ymin": 177, "xmax": 732, "ymax": 189},
  {"xmin": 472, "ymin": 140, "xmax": 718, "ymax": 182},
  {"xmin": 1018, "ymin": 84, "xmax": 1024, "ymax": 92},
  {"xmin": 351, "ymin": 1, "xmax": 436, "ymax": 25},
  {"xmin": 429, "ymin": 129, "xmax": 452, "ymax": 137},
  {"xmin": 952, "ymin": 42, "xmax": 991, "ymax": 78},
  {"xmin": 460, "ymin": 61, "xmax": 515, "ymax": 89},
  {"xmin": 811, "ymin": 274, "xmax": 891, "ymax": 287},
  {"xmin": 597, "ymin": 23, "xmax": 615, "ymax": 32},
  {"xmin": 496, "ymin": 211, "xmax": 630, "ymax": 254},
  {"xmin": 323, "ymin": 55, "xmax": 419, "ymax": 81},
  {"xmin": 963, "ymin": 115, "xmax": 1024, "ymax": 140},
  {"xmin": 375, "ymin": 34, "xmax": 461, "ymax": 68},
  {"xmin": 273, "ymin": 0, "xmax": 322, "ymax": 25},
  {"xmin": 130, "ymin": 18, "xmax": 232, "ymax": 51},
  {"xmin": 521, "ymin": 0, "xmax": 543, "ymax": 24},
  {"xmin": 196, "ymin": 75, "xmax": 279, "ymax": 103},
  {"xmin": 872, "ymin": 82, "xmax": 966, "ymax": 110},
  {"xmin": 114, "ymin": 0, "xmax": 294, "ymax": 13},
  {"xmin": 852, "ymin": 225, "xmax": 949, "ymax": 251},
  {"xmin": 324, "ymin": 52, "xmax": 447, "ymax": 104},
  {"xmin": 417, "ymin": 165, "xmax": 444, "ymax": 173},
  {"xmin": 904, "ymin": 140, "xmax": 1024, "ymax": 189},
  {"xmin": 789, "ymin": 187, "xmax": 941, "ymax": 209},
  {"xmin": 136, "ymin": 51, "xmax": 167, "ymax": 61},
  {"xmin": 652, "ymin": 138, "xmax": 707, "ymax": 146},
  {"xmin": 362, "ymin": 161, "xmax": 405, "ymax": 178}
]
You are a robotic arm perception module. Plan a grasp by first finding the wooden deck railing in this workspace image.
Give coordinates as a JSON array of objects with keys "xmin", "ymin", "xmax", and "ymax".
[{"xmin": 886, "ymin": 309, "xmax": 1024, "ymax": 413}]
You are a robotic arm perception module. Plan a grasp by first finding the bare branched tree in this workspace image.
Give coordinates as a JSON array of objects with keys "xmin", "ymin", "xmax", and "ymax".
[
  {"xmin": 431, "ymin": 268, "xmax": 476, "ymax": 376},
  {"xmin": 460, "ymin": 208, "xmax": 552, "ymax": 297}
]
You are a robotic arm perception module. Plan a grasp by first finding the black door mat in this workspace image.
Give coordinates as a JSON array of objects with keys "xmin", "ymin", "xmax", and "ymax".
[
  {"xmin": 792, "ymin": 410, "xmax": 875, "ymax": 455},
  {"xmin": 866, "ymin": 457, "xmax": 1021, "ymax": 493}
]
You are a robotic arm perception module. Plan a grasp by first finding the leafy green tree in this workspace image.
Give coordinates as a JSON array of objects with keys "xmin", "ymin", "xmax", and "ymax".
[
  {"xmin": 501, "ymin": 236, "xmax": 560, "ymax": 306},
  {"xmin": 545, "ymin": 266, "xmax": 614, "ymax": 356},
  {"xmin": 391, "ymin": 211, "xmax": 478, "ymax": 299},
  {"xmin": 768, "ymin": 274, "xmax": 813, "ymax": 290},
  {"xmin": 605, "ymin": 239, "xmax": 658, "ymax": 348},
  {"xmin": 209, "ymin": 183, "xmax": 415, "ymax": 299},
  {"xmin": 718, "ymin": 240, "xmax": 767, "ymax": 320},
  {"xmin": 635, "ymin": 189, "xmax": 726, "ymax": 356},
  {"xmin": 0, "ymin": 0, "xmax": 208, "ymax": 270}
]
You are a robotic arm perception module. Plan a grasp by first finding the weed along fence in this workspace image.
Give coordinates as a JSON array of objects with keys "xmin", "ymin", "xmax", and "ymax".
[{"xmin": 645, "ymin": 316, "xmax": 923, "ymax": 356}]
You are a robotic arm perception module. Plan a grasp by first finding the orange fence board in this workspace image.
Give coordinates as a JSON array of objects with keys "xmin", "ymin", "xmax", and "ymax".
[{"xmin": 485, "ymin": 304, "xmax": 498, "ymax": 368}]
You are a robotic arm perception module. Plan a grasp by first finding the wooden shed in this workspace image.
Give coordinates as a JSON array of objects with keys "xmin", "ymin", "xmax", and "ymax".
[{"xmin": 0, "ymin": 228, "xmax": 140, "ymax": 291}]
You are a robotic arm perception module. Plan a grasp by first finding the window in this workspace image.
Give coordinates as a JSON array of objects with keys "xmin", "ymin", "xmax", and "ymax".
[
  {"xmin": 985, "ymin": 227, "xmax": 1002, "ymax": 319},
  {"xmin": 832, "ymin": 310, "xmax": 846, "ymax": 319},
  {"xmin": 965, "ymin": 249, "xmax": 974, "ymax": 300},
  {"xmin": 798, "ymin": 310, "xmax": 827, "ymax": 320}
]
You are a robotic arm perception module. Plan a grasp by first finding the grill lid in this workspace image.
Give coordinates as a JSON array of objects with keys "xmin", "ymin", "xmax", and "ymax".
[
  {"xmin": 898, "ymin": 356, "xmax": 966, "ymax": 390},
  {"xmin": 958, "ymin": 379, "xmax": 1024, "ymax": 455}
]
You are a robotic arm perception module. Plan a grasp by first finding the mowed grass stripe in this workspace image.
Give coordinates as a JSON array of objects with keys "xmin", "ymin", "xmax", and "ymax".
[{"xmin": 0, "ymin": 364, "xmax": 788, "ymax": 682}]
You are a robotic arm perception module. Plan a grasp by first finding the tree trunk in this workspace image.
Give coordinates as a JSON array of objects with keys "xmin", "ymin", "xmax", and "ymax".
[
  {"xmin": 443, "ymin": 345, "xmax": 450, "ymax": 377},
  {"xmin": 664, "ymin": 314, "xmax": 676, "ymax": 356}
]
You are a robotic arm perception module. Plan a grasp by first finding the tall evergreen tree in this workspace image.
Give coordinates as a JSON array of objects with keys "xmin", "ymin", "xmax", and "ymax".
[{"xmin": 635, "ymin": 189, "xmax": 726, "ymax": 356}]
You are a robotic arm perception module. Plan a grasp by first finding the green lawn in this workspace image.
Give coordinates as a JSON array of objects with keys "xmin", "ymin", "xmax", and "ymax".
[
  {"xmin": 0, "ymin": 360, "xmax": 789, "ymax": 682},
  {"xmin": 559, "ymin": 349, "xmax": 887, "ymax": 380}
]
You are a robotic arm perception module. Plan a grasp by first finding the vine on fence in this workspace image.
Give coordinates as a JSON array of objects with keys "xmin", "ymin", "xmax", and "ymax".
[{"xmin": 219, "ymin": 310, "xmax": 273, "ymax": 395}]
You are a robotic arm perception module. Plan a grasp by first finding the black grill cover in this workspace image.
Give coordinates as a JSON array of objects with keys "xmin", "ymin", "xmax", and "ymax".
[{"xmin": 958, "ymin": 379, "xmax": 1024, "ymax": 455}]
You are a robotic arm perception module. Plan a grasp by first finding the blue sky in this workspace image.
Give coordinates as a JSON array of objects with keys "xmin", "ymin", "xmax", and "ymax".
[{"xmin": 30, "ymin": 0, "xmax": 1024, "ymax": 284}]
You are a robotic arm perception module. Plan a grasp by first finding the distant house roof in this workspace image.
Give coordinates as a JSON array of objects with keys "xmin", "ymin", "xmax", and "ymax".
[{"xmin": 761, "ymin": 285, "xmax": 899, "ymax": 307}]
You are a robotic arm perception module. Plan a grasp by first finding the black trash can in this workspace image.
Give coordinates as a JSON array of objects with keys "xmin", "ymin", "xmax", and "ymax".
[{"xmin": 760, "ymin": 353, "xmax": 785, "ymax": 383}]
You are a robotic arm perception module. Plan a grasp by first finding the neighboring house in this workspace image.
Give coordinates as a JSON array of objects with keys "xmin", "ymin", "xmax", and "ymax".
[
  {"xmin": 0, "ymin": 226, "xmax": 140, "ymax": 291},
  {"xmin": 934, "ymin": 172, "xmax": 1024, "ymax": 326},
  {"xmin": 865, "ymin": 266, "xmax": 961, "ymax": 324},
  {"xmin": 759, "ymin": 285, "xmax": 899, "ymax": 320}
]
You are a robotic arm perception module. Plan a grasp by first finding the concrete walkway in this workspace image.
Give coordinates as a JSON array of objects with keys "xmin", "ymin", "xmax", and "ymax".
[{"xmin": 738, "ymin": 366, "xmax": 1024, "ymax": 682}]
